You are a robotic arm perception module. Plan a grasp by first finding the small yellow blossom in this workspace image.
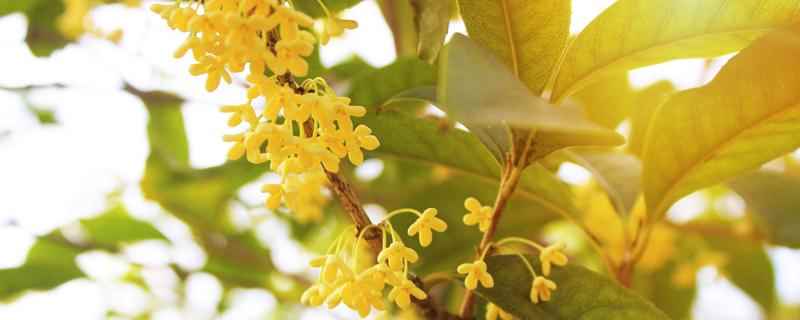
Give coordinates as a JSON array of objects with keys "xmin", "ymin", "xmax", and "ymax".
[
  {"xmin": 106, "ymin": 29, "xmax": 124, "ymax": 44},
  {"xmin": 457, "ymin": 260, "xmax": 494, "ymax": 290},
  {"xmin": 388, "ymin": 279, "xmax": 427, "ymax": 309},
  {"xmin": 220, "ymin": 103, "xmax": 258, "ymax": 128},
  {"xmin": 529, "ymin": 276, "xmax": 557, "ymax": 304},
  {"xmin": 378, "ymin": 242, "xmax": 419, "ymax": 271},
  {"xmin": 319, "ymin": 17, "xmax": 358, "ymax": 44},
  {"xmin": 301, "ymin": 283, "xmax": 334, "ymax": 306},
  {"xmin": 539, "ymin": 241, "xmax": 568, "ymax": 276},
  {"xmin": 223, "ymin": 134, "xmax": 246, "ymax": 160},
  {"xmin": 486, "ymin": 303, "xmax": 514, "ymax": 320},
  {"xmin": 671, "ymin": 263, "xmax": 697, "ymax": 288},
  {"xmin": 464, "ymin": 197, "xmax": 493, "ymax": 232},
  {"xmin": 58, "ymin": 0, "xmax": 91, "ymax": 39},
  {"xmin": 407, "ymin": 208, "xmax": 448, "ymax": 247},
  {"xmin": 310, "ymin": 254, "xmax": 353, "ymax": 285}
]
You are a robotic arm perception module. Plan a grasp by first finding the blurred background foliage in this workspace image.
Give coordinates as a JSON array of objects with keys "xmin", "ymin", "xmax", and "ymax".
[{"xmin": 2, "ymin": 0, "xmax": 800, "ymax": 319}]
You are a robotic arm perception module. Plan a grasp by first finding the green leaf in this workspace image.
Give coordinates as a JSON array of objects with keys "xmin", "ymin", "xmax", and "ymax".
[
  {"xmin": 348, "ymin": 56, "xmax": 436, "ymax": 108},
  {"xmin": 635, "ymin": 261, "xmax": 696, "ymax": 320},
  {"xmin": 0, "ymin": 239, "xmax": 85, "ymax": 300},
  {"xmin": 628, "ymin": 81, "xmax": 676, "ymax": 156},
  {"xmin": 459, "ymin": 0, "xmax": 571, "ymax": 95},
  {"xmin": 27, "ymin": 105, "xmax": 58, "ymax": 125},
  {"xmin": 327, "ymin": 55, "xmax": 376, "ymax": 80},
  {"xmin": 292, "ymin": 0, "xmax": 363, "ymax": 18},
  {"xmin": 438, "ymin": 34, "xmax": 624, "ymax": 160},
  {"xmin": 707, "ymin": 235, "xmax": 777, "ymax": 313},
  {"xmin": 142, "ymin": 93, "xmax": 189, "ymax": 168},
  {"xmin": 642, "ymin": 25, "xmax": 800, "ymax": 219},
  {"xmin": 24, "ymin": 0, "xmax": 69, "ymax": 57},
  {"xmin": 410, "ymin": 0, "xmax": 451, "ymax": 63},
  {"xmin": 567, "ymin": 149, "xmax": 642, "ymax": 216},
  {"xmin": 378, "ymin": 0, "xmax": 419, "ymax": 56},
  {"xmin": 0, "ymin": 0, "xmax": 40, "ymax": 15},
  {"xmin": 572, "ymin": 73, "xmax": 636, "ymax": 129},
  {"xmin": 80, "ymin": 205, "xmax": 166, "ymax": 248},
  {"xmin": 729, "ymin": 171, "xmax": 800, "ymax": 248},
  {"xmin": 475, "ymin": 254, "xmax": 670, "ymax": 320},
  {"xmin": 552, "ymin": 0, "xmax": 800, "ymax": 101}
]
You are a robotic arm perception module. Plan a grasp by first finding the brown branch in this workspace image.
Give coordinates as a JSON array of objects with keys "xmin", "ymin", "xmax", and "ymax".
[{"xmin": 458, "ymin": 131, "xmax": 535, "ymax": 318}]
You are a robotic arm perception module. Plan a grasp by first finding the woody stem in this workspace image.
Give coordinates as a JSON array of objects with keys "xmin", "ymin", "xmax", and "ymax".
[{"xmin": 458, "ymin": 131, "xmax": 534, "ymax": 318}]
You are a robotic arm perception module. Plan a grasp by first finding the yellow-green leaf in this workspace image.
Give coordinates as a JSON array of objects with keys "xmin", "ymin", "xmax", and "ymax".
[
  {"xmin": 438, "ymin": 34, "xmax": 624, "ymax": 161},
  {"xmin": 729, "ymin": 171, "xmax": 800, "ymax": 248},
  {"xmin": 643, "ymin": 25, "xmax": 800, "ymax": 218},
  {"xmin": 628, "ymin": 81, "xmax": 677, "ymax": 156},
  {"xmin": 552, "ymin": 0, "xmax": 800, "ymax": 101},
  {"xmin": 572, "ymin": 73, "xmax": 636, "ymax": 129},
  {"xmin": 0, "ymin": 239, "xmax": 84, "ymax": 300},
  {"xmin": 707, "ymin": 235, "xmax": 777, "ymax": 313},
  {"xmin": 567, "ymin": 149, "xmax": 642, "ymax": 216},
  {"xmin": 410, "ymin": 0, "xmax": 451, "ymax": 63},
  {"xmin": 80, "ymin": 205, "xmax": 166, "ymax": 248},
  {"xmin": 459, "ymin": 0, "xmax": 571, "ymax": 95}
]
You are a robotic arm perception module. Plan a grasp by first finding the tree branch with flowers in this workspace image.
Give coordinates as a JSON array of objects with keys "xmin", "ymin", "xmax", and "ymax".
[
  {"xmin": 4, "ymin": 0, "xmax": 798, "ymax": 319},
  {"xmin": 145, "ymin": 0, "xmax": 800, "ymax": 319}
]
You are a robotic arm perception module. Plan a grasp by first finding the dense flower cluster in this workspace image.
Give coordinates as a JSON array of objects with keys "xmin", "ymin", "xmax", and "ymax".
[
  {"xmin": 151, "ymin": 0, "xmax": 376, "ymax": 223},
  {"xmin": 302, "ymin": 209, "xmax": 447, "ymax": 317}
]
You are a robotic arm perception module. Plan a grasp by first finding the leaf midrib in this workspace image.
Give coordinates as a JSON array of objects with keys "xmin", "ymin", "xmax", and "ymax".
[
  {"xmin": 560, "ymin": 26, "xmax": 777, "ymax": 99},
  {"xmin": 500, "ymin": 0, "xmax": 520, "ymax": 76},
  {"xmin": 650, "ymin": 99, "xmax": 800, "ymax": 217}
]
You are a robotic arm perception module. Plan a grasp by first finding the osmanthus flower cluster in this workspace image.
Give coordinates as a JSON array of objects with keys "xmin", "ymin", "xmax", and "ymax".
[
  {"xmin": 151, "ymin": 0, "xmax": 375, "ymax": 223},
  {"xmin": 459, "ymin": 197, "xmax": 570, "ymax": 319},
  {"xmin": 301, "ymin": 208, "xmax": 448, "ymax": 317}
]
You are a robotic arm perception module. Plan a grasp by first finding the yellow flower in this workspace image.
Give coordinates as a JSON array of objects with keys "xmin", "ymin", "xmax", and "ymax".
[
  {"xmin": 539, "ymin": 241, "xmax": 568, "ymax": 276},
  {"xmin": 223, "ymin": 134, "xmax": 246, "ymax": 160},
  {"xmin": 270, "ymin": 35, "xmax": 315, "ymax": 76},
  {"xmin": 671, "ymin": 263, "xmax": 696, "ymax": 288},
  {"xmin": 378, "ymin": 242, "xmax": 419, "ymax": 271},
  {"xmin": 58, "ymin": 0, "xmax": 91, "ymax": 39},
  {"xmin": 486, "ymin": 303, "xmax": 514, "ymax": 320},
  {"xmin": 188, "ymin": 55, "xmax": 232, "ymax": 92},
  {"xmin": 457, "ymin": 260, "xmax": 494, "ymax": 290},
  {"xmin": 463, "ymin": 197, "xmax": 493, "ymax": 232},
  {"xmin": 329, "ymin": 274, "xmax": 385, "ymax": 317},
  {"xmin": 220, "ymin": 103, "xmax": 258, "ymax": 128},
  {"xmin": 388, "ymin": 279, "xmax": 427, "ymax": 309},
  {"xmin": 301, "ymin": 283, "xmax": 333, "ymax": 306},
  {"xmin": 310, "ymin": 254, "xmax": 352, "ymax": 285},
  {"xmin": 407, "ymin": 208, "xmax": 448, "ymax": 247},
  {"xmin": 529, "ymin": 276, "xmax": 557, "ymax": 304},
  {"xmin": 319, "ymin": 17, "xmax": 358, "ymax": 44}
]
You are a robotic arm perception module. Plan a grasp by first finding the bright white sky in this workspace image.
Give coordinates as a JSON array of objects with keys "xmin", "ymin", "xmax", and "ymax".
[{"xmin": 0, "ymin": 1, "xmax": 798, "ymax": 319}]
